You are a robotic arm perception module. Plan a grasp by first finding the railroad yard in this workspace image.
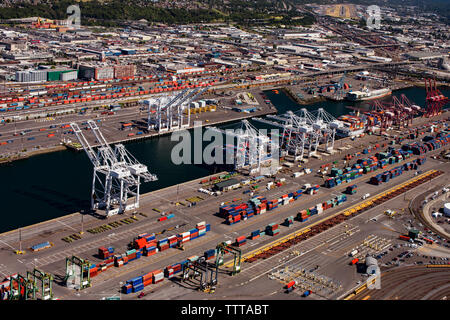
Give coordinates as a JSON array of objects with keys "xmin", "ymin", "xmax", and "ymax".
[{"xmin": 1, "ymin": 110, "xmax": 449, "ymax": 301}]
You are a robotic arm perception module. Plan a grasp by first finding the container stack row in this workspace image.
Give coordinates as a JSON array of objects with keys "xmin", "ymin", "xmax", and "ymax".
[
  {"xmin": 297, "ymin": 194, "xmax": 347, "ymax": 222},
  {"xmin": 94, "ymin": 223, "xmax": 210, "ymax": 277},
  {"xmin": 219, "ymin": 188, "xmax": 307, "ymax": 225},
  {"xmin": 266, "ymin": 223, "xmax": 280, "ymax": 236},
  {"xmin": 98, "ymin": 246, "xmax": 114, "ymax": 259},
  {"xmin": 324, "ymin": 133, "xmax": 443, "ymax": 189},
  {"xmin": 235, "ymin": 236, "xmax": 247, "ymax": 247}
]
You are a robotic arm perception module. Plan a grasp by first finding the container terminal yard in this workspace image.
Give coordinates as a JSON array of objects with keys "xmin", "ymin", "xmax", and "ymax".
[
  {"xmin": 0, "ymin": 2, "xmax": 449, "ymax": 303},
  {"xmin": 0, "ymin": 108, "xmax": 449, "ymax": 300}
]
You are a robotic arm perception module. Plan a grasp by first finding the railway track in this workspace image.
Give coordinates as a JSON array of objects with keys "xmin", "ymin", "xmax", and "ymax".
[{"xmin": 350, "ymin": 266, "xmax": 450, "ymax": 300}]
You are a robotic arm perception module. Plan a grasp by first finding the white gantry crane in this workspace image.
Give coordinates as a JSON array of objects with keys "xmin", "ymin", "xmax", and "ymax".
[
  {"xmin": 310, "ymin": 108, "xmax": 342, "ymax": 152},
  {"xmin": 70, "ymin": 120, "xmax": 157, "ymax": 217},
  {"xmin": 254, "ymin": 108, "xmax": 343, "ymax": 162},
  {"xmin": 208, "ymin": 120, "xmax": 276, "ymax": 174},
  {"xmin": 147, "ymin": 86, "xmax": 209, "ymax": 133}
]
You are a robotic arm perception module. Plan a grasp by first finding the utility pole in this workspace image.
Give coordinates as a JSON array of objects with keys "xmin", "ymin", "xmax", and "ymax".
[{"xmin": 18, "ymin": 228, "xmax": 22, "ymax": 254}]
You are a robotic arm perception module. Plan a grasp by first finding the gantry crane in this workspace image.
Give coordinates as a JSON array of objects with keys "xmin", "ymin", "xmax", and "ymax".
[
  {"xmin": 216, "ymin": 242, "xmax": 242, "ymax": 276},
  {"xmin": 366, "ymin": 95, "xmax": 421, "ymax": 131},
  {"xmin": 182, "ymin": 257, "xmax": 218, "ymax": 292},
  {"xmin": 310, "ymin": 108, "xmax": 342, "ymax": 152},
  {"xmin": 64, "ymin": 256, "xmax": 91, "ymax": 290},
  {"xmin": 425, "ymin": 78, "xmax": 449, "ymax": 117},
  {"xmin": 87, "ymin": 120, "xmax": 157, "ymax": 212},
  {"xmin": 8, "ymin": 273, "xmax": 36, "ymax": 300},
  {"xmin": 254, "ymin": 108, "xmax": 342, "ymax": 161},
  {"xmin": 208, "ymin": 120, "xmax": 275, "ymax": 174},
  {"xmin": 148, "ymin": 86, "xmax": 209, "ymax": 132},
  {"xmin": 70, "ymin": 121, "xmax": 157, "ymax": 216},
  {"xmin": 27, "ymin": 268, "xmax": 53, "ymax": 300}
]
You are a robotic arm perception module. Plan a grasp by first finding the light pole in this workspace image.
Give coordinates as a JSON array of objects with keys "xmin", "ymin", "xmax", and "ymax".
[
  {"xmin": 80, "ymin": 214, "xmax": 84, "ymax": 235},
  {"xmin": 119, "ymin": 281, "xmax": 123, "ymax": 300}
]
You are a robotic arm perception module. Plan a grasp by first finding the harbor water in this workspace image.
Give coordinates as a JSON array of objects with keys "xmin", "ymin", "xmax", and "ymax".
[{"xmin": 0, "ymin": 86, "xmax": 448, "ymax": 232}]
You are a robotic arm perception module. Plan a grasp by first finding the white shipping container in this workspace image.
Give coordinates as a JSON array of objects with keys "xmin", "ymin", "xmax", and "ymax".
[
  {"xmin": 197, "ymin": 221, "xmax": 206, "ymax": 227},
  {"xmin": 349, "ymin": 249, "xmax": 358, "ymax": 257}
]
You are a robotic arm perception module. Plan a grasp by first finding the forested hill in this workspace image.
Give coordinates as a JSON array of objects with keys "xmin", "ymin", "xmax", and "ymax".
[{"xmin": 0, "ymin": 0, "xmax": 316, "ymax": 26}]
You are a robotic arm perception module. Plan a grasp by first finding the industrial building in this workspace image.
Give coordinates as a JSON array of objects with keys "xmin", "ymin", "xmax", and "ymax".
[
  {"xmin": 113, "ymin": 64, "xmax": 136, "ymax": 79},
  {"xmin": 405, "ymin": 51, "xmax": 447, "ymax": 61},
  {"xmin": 15, "ymin": 70, "xmax": 47, "ymax": 82},
  {"xmin": 78, "ymin": 64, "xmax": 114, "ymax": 80},
  {"xmin": 46, "ymin": 68, "xmax": 78, "ymax": 82},
  {"xmin": 214, "ymin": 179, "xmax": 241, "ymax": 192}
]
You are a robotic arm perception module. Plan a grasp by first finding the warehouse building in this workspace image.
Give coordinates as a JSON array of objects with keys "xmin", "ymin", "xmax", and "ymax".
[
  {"xmin": 214, "ymin": 179, "xmax": 241, "ymax": 192},
  {"xmin": 405, "ymin": 51, "xmax": 447, "ymax": 61},
  {"xmin": 46, "ymin": 68, "xmax": 78, "ymax": 81}
]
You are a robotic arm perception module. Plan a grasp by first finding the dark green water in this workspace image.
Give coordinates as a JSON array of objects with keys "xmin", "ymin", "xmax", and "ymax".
[{"xmin": 0, "ymin": 86, "xmax": 448, "ymax": 232}]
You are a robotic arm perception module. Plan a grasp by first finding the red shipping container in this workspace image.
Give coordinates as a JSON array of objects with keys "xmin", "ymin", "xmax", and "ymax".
[{"xmin": 143, "ymin": 279, "xmax": 153, "ymax": 287}]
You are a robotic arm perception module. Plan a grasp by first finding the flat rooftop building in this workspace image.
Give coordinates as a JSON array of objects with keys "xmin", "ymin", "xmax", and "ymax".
[
  {"xmin": 406, "ymin": 51, "xmax": 447, "ymax": 60},
  {"xmin": 214, "ymin": 178, "xmax": 241, "ymax": 192}
]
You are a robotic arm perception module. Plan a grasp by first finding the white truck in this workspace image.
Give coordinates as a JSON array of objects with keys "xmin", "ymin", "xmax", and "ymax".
[{"xmin": 349, "ymin": 249, "xmax": 358, "ymax": 257}]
